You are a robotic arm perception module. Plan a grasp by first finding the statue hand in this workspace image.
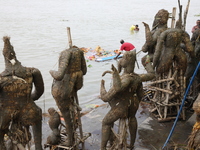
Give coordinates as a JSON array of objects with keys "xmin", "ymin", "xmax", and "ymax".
[
  {"xmin": 49, "ymin": 70, "xmax": 56, "ymax": 78},
  {"xmin": 49, "ymin": 70, "xmax": 53, "ymax": 76},
  {"xmin": 142, "ymin": 22, "xmax": 148, "ymax": 27},
  {"xmin": 101, "ymin": 79, "xmax": 105, "ymax": 86},
  {"xmin": 101, "ymin": 64, "xmax": 117, "ymax": 77},
  {"xmin": 102, "ymin": 71, "xmax": 112, "ymax": 77},
  {"xmin": 111, "ymin": 64, "xmax": 118, "ymax": 73}
]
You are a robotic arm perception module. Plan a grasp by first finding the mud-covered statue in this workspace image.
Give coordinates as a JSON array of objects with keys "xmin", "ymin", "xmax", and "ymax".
[
  {"xmin": 46, "ymin": 107, "xmax": 61, "ymax": 145},
  {"xmin": 118, "ymin": 50, "xmax": 155, "ymax": 82},
  {"xmin": 141, "ymin": 9, "xmax": 169, "ymax": 67},
  {"xmin": 191, "ymin": 28, "xmax": 200, "ymax": 59},
  {"xmin": 153, "ymin": 20, "xmax": 194, "ymax": 74},
  {"xmin": 49, "ymin": 46, "xmax": 87, "ymax": 146},
  {"xmin": 188, "ymin": 94, "xmax": 200, "ymax": 149},
  {"xmin": 100, "ymin": 50, "xmax": 144, "ymax": 150},
  {"xmin": 185, "ymin": 28, "xmax": 200, "ymax": 90},
  {"xmin": 0, "ymin": 36, "xmax": 44, "ymax": 150}
]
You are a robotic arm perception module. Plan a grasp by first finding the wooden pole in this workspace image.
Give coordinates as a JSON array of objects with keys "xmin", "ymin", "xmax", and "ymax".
[
  {"xmin": 171, "ymin": 7, "xmax": 176, "ymax": 28},
  {"xmin": 74, "ymin": 92, "xmax": 85, "ymax": 150},
  {"xmin": 67, "ymin": 27, "xmax": 72, "ymax": 48},
  {"xmin": 164, "ymin": 68, "xmax": 172, "ymax": 119},
  {"xmin": 183, "ymin": 0, "xmax": 190, "ymax": 31}
]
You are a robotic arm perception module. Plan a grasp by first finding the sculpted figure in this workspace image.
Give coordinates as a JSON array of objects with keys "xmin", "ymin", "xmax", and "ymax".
[
  {"xmin": 185, "ymin": 28, "xmax": 200, "ymax": 97},
  {"xmin": 153, "ymin": 20, "xmax": 194, "ymax": 74},
  {"xmin": 188, "ymin": 94, "xmax": 200, "ymax": 149},
  {"xmin": 0, "ymin": 36, "xmax": 44, "ymax": 150},
  {"xmin": 49, "ymin": 46, "xmax": 87, "ymax": 146},
  {"xmin": 191, "ymin": 28, "xmax": 200, "ymax": 59},
  {"xmin": 118, "ymin": 50, "xmax": 155, "ymax": 82},
  {"xmin": 100, "ymin": 50, "xmax": 144, "ymax": 150},
  {"xmin": 141, "ymin": 9, "xmax": 169, "ymax": 67},
  {"xmin": 46, "ymin": 107, "xmax": 61, "ymax": 145}
]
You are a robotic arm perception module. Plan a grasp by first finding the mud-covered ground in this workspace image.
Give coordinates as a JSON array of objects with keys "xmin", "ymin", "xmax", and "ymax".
[{"xmin": 35, "ymin": 102, "xmax": 194, "ymax": 150}]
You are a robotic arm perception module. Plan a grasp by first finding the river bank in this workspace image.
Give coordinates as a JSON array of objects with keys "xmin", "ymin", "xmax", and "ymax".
[{"xmin": 33, "ymin": 101, "xmax": 195, "ymax": 150}]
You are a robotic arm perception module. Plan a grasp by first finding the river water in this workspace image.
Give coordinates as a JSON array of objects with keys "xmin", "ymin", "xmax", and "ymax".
[{"xmin": 0, "ymin": 0, "xmax": 199, "ymax": 113}]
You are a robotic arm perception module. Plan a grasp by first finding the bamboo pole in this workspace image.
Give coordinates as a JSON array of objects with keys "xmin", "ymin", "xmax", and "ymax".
[
  {"xmin": 74, "ymin": 92, "xmax": 85, "ymax": 150},
  {"xmin": 183, "ymin": 0, "xmax": 190, "ymax": 31},
  {"xmin": 148, "ymin": 86, "xmax": 172, "ymax": 94},
  {"xmin": 164, "ymin": 68, "xmax": 172, "ymax": 118},
  {"xmin": 144, "ymin": 78, "xmax": 174, "ymax": 85},
  {"xmin": 67, "ymin": 27, "xmax": 72, "ymax": 48},
  {"xmin": 171, "ymin": 7, "xmax": 176, "ymax": 28}
]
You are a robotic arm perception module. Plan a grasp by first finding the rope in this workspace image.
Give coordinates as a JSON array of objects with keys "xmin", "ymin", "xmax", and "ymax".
[{"xmin": 162, "ymin": 61, "xmax": 200, "ymax": 149}]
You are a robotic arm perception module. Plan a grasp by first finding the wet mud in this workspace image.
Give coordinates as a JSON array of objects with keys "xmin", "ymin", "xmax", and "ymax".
[{"xmin": 38, "ymin": 101, "xmax": 194, "ymax": 150}]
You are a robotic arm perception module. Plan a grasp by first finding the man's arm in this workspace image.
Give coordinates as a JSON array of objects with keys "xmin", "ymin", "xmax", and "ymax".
[
  {"xmin": 114, "ymin": 51, "xmax": 122, "ymax": 59},
  {"xmin": 192, "ymin": 26, "xmax": 197, "ymax": 33}
]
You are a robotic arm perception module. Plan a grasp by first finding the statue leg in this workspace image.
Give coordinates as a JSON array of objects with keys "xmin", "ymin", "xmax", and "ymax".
[
  {"xmin": 0, "ymin": 109, "xmax": 11, "ymax": 150},
  {"xmin": 52, "ymin": 74, "xmax": 76, "ymax": 146},
  {"xmin": 32, "ymin": 122, "xmax": 43, "ymax": 150},
  {"xmin": 101, "ymin": 108, "xmax": 123, "ymax": 150},
  {"xmin": 0, "ymin": 130, "xmax": 6, "ymax": 150},
  {"xmin": 60, "ymin": 106, "xmax": 73, "ymax": 146},
  {"xmin": 19, "ymin": 101, "xmax": 43, "ymax": 150},
  {"xmin": 25, "ymin": 104, "xmax": 43, "ymax": 150},
  {"xmin": 128, "ymin": 117, "xmax": 137, "ymax": 149},
  {"xmin": 53, "ymin": 93, "xmax": 73, "ymax": 146},
  {"xmin": 128, "ymin": 96, "xmax": 139, "ymax": 149}
]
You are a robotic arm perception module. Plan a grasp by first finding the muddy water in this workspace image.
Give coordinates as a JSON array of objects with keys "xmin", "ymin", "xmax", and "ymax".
[{"xmin": 0, "ymin": 0, "xmax": 199, "ymax": 113}]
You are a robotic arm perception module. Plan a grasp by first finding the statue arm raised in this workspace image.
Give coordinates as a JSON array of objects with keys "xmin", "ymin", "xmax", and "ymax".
[
  {"xmin": 81, "ymin": 51, "xmax": 87, "ymax": 75},
  {"xmin": 50, "ymin": 51, "xmax": 71, "ymax": 81},
  {"xmin": 31, "ymin": 68, "xmax": 44, "ymax": 101}
]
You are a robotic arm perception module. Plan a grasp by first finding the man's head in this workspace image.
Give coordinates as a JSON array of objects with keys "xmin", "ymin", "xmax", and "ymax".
[
  {"xmin": 120, "ymin": 39, "xmax": 124, "ymax": 44},
  {"xmin": 197, "ymin": 20, "xmax": 200, "ymax": 27}
]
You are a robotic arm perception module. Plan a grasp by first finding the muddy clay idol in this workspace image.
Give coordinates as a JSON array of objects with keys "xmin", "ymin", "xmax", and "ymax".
[
  {"xmin": 49, "ymin": 46, "xmax": 87, "ymax": 146},
  {"xmin": 153, "ymin": 20, "xmax": 194, "ymax": 74},
  {"xmin": 100, "ymin": 51, "xmax": 144, "ymax": 150},
  {"xmin": 46, "ymin": 107, "xmax": 61, "ymax": 145},
  {"xmin": 141, "ymin": 9, "xmax": 169, "ymax": 67},
  {"xmin": 0, "ymin": 36, "xmax": 44, "ymax": 150}
]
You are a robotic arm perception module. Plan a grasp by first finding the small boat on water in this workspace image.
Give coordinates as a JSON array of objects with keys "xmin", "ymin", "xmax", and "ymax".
[{"xmin": 80, "ymin": 46, "xmax": 122, "ymax": 62}]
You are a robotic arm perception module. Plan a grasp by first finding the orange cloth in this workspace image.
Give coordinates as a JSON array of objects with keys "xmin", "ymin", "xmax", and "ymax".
[{"xmin": 193, "ymin": 122, "xmax": 200, "ymax": 131}]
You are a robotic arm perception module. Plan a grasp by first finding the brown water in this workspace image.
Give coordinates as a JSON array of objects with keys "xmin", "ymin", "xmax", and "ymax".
[{"xmin": 0, "ymin": 0, "xmax": 199, "ymax": 113}]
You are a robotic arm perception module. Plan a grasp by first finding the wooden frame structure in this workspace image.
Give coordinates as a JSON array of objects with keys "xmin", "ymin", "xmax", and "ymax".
[{"xmin": 144, "ymin": 67, "xmax": 186, "ymax": 122}]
